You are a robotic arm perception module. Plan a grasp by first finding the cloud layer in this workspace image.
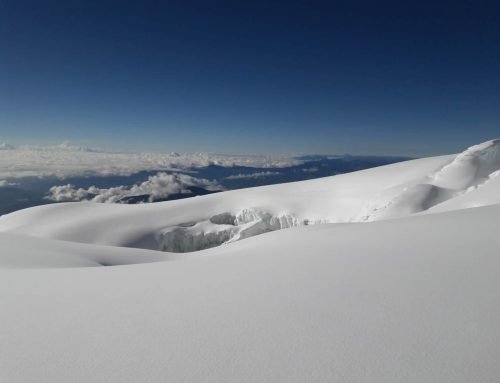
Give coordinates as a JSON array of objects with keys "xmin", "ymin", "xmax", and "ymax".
[
  {"xmin": 46, "ymin": 173, "xmax": 223, "ymax": 203},
  {"xmin": 225, "ymin": 171, "xmax": 281, "ymax": 180},
  {"xmin": 0, "ymin": 143, "xmax": 302, "ymax": 179}
]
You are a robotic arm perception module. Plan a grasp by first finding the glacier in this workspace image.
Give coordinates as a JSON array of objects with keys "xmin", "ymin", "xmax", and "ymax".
[{"xmin": 1, "ymin": 140, "xmax": 500, "ymax": 383}]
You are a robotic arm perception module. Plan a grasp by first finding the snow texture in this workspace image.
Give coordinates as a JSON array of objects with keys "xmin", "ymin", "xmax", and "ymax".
[
  {"xmin": 4, "ymin": 140, "xmax": 499, "ymax": 252},
  {"xmin": 1, "ymin": 139, "xmax": 500, "ymax": 382}
]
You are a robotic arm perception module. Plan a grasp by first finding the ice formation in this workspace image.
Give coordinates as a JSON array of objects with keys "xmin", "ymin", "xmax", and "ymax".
[{"xmin": 158, "ymin": 209, "xmax": 304, "ymax": 252}]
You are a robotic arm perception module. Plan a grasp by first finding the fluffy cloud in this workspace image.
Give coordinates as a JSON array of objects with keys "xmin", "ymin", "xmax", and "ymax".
[
  {"xmin": 0, "ymin": 142, "xmax": 303, "ymax": 179},
  {"xmin": 46, "ymin": 173, "xmax": 223, "ymax": 203},
  {"xmin": 0, "ymin": 143, "xmax": 15, "ymax": 150},
  {"xmin": 225, "ymin": 171, "xmax": 281, "ymax": 180},
  {"xmin": 0, "ymin": 180, "xmax": 17, "ymax": 187}
]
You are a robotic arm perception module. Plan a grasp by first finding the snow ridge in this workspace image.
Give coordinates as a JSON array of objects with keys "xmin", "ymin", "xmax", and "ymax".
[{"xmin": 360, "ymin": 139, "xmax": 500, "ymax": 221}]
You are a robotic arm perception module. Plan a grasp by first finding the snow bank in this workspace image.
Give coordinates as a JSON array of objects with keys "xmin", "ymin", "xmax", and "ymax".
[
  {"xmin": 1, "ymin": 205, "xmax": 500, "ymax": 382},
  {"xmin": 0, "ymin": 232, "xmax": 174, "ymax": 268}
]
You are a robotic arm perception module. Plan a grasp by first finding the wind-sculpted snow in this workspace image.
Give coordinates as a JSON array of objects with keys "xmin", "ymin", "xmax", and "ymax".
[
  {"xmin": 359, "ymin": 139, "xmax": 500, "ymax": 221},
  {"xmin": 0, "ymin": 140, "xmax": 499, "ymax": 254},
  {"xmin": 1, "ymin": 140, "xmax": 500, "ymax": 382},
  {"xmin": 431, "ymin": 139, "xmax": 500, "ymax": 189},
  {"xmin": 2, "ymin": 205, "xmax": 500, "ymax": 382},
  {"xmin": 0, "ymin": 232, "xmax": 174, "ymax": 268}
]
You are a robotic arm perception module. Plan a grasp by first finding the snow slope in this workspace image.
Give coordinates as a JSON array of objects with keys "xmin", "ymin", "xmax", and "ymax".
[
  {"xmin": 1, "ymin": 140, "xmax": 500, "ymax": 382},
  {"xmin": 0, "ymin": 154, "xmax": 455, "ymax": 250},
  {"xmin": 1, "ymin": 206, "xmax": 500, "ymax": 382},
  {"xmin": 0, "ymin": 231, "xmax": 176, "ymax": 269},
  {"xmin": 1, "ymin": 140, "xmax": 499, "ymax": 252}
]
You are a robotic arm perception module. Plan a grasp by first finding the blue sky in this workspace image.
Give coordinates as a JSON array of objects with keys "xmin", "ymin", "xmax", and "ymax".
[{"xmin": 1, "ymin": 0, "xmax": 499, "ymax": 156}]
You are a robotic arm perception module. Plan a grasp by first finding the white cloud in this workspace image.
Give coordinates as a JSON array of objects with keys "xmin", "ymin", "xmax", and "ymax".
[
  {"xmin": 46, "ymin": 172, "xmax": 223, "ymax": 203},
  {"xmin": 0, "ymin": 180, "xmax": 17, "ymax": 187},
  {"xmin": 225, "ymin": 171, "xmax": 281, "ymax": 180},
  {"xmin": 302, "ymin": 167, "xmax": 319, "ymax": 172},
  {"xmin": 0, "ymin": 142, "xmax": 303, "ymax": 179},
  {"xmin": 0, "ymin": 143, "xmax": 15, "ymax": 150}
]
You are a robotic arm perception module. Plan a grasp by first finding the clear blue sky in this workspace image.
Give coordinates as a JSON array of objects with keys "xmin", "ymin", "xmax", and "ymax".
[{"xmin": 1, "ymin": 0, "xmax": 499, "ymax": 156}]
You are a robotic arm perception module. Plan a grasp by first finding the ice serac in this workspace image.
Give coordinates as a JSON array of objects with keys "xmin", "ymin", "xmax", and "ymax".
[{"xmin": 158, "ymin": 209, "xmax": 304, "ymax": 252}]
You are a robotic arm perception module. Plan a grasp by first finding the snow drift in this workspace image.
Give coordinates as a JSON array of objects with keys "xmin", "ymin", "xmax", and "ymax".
[{"xmin": 1, "ymin": 140, "xmax": 500, "ymax": 383}]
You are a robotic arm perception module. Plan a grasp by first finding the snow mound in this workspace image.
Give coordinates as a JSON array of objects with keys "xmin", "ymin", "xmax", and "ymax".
[
  {"xmin": 0, "ymin": 232, "xmax": 174, "ymax": 269},
  {"xmin": 431, "ymin": 139, "xmax": 500, "ymax": 189},
  {"xmin": 360, "ymin": 139, "xmax": 500, "ymax": 220}
]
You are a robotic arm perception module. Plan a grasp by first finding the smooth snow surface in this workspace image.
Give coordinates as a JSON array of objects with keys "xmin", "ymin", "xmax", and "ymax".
[{"xmin": 1, "ymin": 140, "xmax": 500, "ymax": 382}]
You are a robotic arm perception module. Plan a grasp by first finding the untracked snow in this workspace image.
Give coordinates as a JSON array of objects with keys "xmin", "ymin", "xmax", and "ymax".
[
  {"xmin": 1, "ymin": 140, "xmax": 500, "ymax": 382},
  {"xmin": 1, "ymin": 140, "xmax": 499, "ymax": 252}
]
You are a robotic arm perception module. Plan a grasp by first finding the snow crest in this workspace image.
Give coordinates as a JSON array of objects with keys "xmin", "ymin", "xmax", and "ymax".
[{"xmin": 360, "ymin": 139, "xmax": 500, "ymax": 221}]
